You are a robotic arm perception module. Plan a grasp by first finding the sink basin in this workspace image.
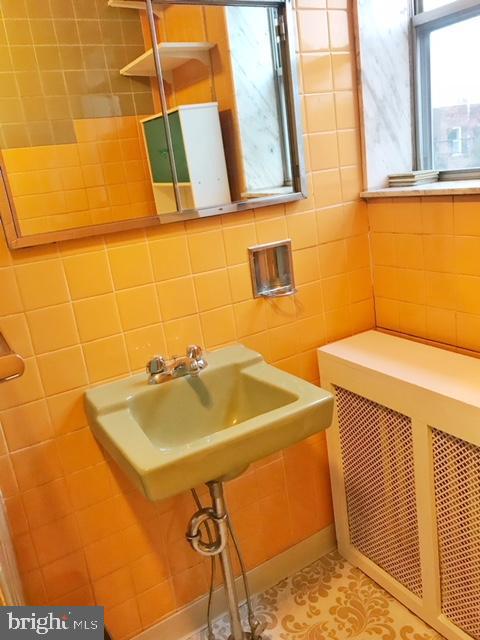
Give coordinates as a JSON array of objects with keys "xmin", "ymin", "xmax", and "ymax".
[{"xmin": 85, "ymin": 344, "xmax": 333, "ymax": 501}]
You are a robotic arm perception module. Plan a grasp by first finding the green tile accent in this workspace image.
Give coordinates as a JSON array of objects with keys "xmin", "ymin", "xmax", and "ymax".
[
  {"xmin": 23, "ymin": 96, "xmax": 48, "ymax": 121},
  {"xmin": 29, "ymin": 121, "xmax": 54, "ymax": 146},
  {"xmin": 2, "ymin": 123, "xmax": 30, "ymax": 147},
  {"xmin": 0, "ymin": 0, "xmax": 154, "ymax": 149},
  {"xmin": 133, "ymin": 91, "xmax": 154, "ymax": 115}
]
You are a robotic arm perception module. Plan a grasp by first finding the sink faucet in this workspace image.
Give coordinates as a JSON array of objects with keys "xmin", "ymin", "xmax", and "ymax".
[{"xmin": 146, "ymin": 345, "xmax": 207, "ymax": 384}]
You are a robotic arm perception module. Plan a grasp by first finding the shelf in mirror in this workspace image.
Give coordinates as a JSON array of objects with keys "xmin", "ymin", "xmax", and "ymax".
[
  {"xmin": 107, "ymin": 0, "xmax": 164, "ymax": 15},
  {"xmin": 120, "ymin": 42, "xmax": 215, "ymax": 77}
]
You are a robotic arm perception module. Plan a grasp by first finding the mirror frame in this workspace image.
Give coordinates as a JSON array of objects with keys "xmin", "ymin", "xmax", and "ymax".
[{"xmin": 0, "ymin": 0, "xmax": 306, "ymax": 248}]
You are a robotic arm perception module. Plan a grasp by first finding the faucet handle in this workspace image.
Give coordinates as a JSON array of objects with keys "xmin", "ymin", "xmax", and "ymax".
[
  {"xmin": 186, "ymin": 344, "xmax": 207, "ymax": 373},
  {"xmin": 146, "ymin": 355, "xmax": 166, "ymax": 376},
  {"xmin": 186, "ymin": 344, "xmax": 203, "ymax": 360}
]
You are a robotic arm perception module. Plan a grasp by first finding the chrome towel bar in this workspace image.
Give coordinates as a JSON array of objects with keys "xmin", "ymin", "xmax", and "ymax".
[{"xmin": 0, "ymin": 332, "xmax": 24, "ymax": 383}]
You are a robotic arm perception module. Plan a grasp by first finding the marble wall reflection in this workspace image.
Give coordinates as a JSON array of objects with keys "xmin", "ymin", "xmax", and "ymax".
[
  {"xmin": 227, "ymin": 6, "xmax": 287, "ymax": 196},
  {"xmin": 355, "ymin": 0, "xmax": 414, "ymax": 189}
]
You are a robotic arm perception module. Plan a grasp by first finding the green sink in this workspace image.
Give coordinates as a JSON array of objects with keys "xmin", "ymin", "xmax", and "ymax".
[{"xmin": 85, "ymin": 344, "xmax": 333, "ymax": 501}]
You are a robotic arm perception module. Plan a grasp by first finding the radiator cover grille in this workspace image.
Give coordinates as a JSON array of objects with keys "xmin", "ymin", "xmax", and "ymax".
[
  {"xmin": 432, "ymin": 428, "xmax": 480, "ymax": 640},
  {"xmin": 335, "ymin": 386, "xmax": 423, "ymax": 597}
]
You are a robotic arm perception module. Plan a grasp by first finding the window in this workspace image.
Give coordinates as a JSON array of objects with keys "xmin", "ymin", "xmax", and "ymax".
[
  {"xmin": 420, "ymin": 0, "xmax": 455, "ymax": 9},
  {"xmin": 414, "ymin": 0, "xmax": 480, "ymax": 175}
]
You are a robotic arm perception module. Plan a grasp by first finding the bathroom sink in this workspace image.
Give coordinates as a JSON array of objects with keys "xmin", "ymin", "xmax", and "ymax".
[{"xmin": 85, "ymin": 345, "xmax": 333, "ymax": 501}]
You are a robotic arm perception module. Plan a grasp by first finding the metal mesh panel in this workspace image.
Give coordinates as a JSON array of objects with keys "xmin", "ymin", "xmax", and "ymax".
[
  {"xmin": 432, "ymin": 428, "xmax": 480, "ymax": 639},
  {"xmin": 335, "ymin": 386, "xmax": 423, "ymax": 597}
]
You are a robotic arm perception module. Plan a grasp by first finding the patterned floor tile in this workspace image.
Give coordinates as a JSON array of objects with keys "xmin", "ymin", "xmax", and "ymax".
[{"xmin": 189, "ymin": 551, "xmax": 444, "ymax": 640}]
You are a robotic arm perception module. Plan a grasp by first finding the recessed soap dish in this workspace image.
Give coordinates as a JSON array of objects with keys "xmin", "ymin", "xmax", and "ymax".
[{"xmin": 248, "ymin": 239, "xmax": 296, "ymax": 299}]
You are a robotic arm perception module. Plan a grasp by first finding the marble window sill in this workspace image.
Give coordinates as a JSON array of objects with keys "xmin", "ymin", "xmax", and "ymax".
[{"xmin": 361, "ymin": 180, "xmax": 480, "ymax": 199}]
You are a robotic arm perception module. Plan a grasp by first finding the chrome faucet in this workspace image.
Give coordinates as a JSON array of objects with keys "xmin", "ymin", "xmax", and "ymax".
[{"xmin": 146, "ymin": 345, "xmax": 207, "ymax": 384}]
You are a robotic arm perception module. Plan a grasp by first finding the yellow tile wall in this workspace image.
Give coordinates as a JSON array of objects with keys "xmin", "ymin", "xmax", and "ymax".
[
  {"xmin": 369, "ymin": 195, "xmax": 480, "ymax": 353},
  {"xmin": 0, "ymin": 2, "xmax": 373, "ymax": 639}
]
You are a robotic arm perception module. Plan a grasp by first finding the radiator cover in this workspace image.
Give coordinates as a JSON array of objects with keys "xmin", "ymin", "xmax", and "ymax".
[
  {"xmin": 318, "ymin": 330, "xmax": 480, "ymax": 640},
  {"xmin": 432, "ymin": 429, "xmax": 480, "ymax": 640},
  {"xmin": 335, "ymin": 386, "xmax": 422, "ymax": 597}
]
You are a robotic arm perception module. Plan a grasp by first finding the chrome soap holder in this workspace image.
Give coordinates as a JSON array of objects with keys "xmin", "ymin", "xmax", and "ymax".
[{"xmin": 248, "ymin": 239, "xmax": 296, "ymax": 299}]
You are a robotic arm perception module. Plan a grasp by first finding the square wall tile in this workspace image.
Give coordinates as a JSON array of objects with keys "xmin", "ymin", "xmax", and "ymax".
[
  {"xmin": 200, "ymin": 306, "xmax": 236, "ymax": 348},
  {"xmin": 157, "ymin": 277, "xmax": 197, "ymax": 321},
  {"xmin": 331, "ymin": 52, "xmax": 353, "ymax": 90},
  {"xmin": 11, "ymin": 440, "xmax": 63, "ymax": 492},
  {"xmin": 108, "ymin": 243, "xmax": 153, "ymax": 290},
  {"xmin": 149, "ymin": 235, "xmax": 191, "ymax": 281},
  {"xmin": 304, "ymin": 93, "xmax": 336, "ymax": 132},
  {"xmin": 83, "ymin": 335, "xmax": 129, "ymax": 383},
  {"xmin": 37, "ymin": 346, "xmax": 88, "ymax": 396},
  {"xmin": 234, "ymin": 299, "xmax": 268, "ymax": 338},
  {"xmin": 313, "ymin": 169, "xmax": 342, "ymax": 208},
  {"xmin": 73, "ymin": 294, "xmax": 121, "ymax": 343},
  {"xmin": 115, "ymin": 285, "xmax": 161, "ymax": 331},
  {"xmin": 297, "ymin": 10, "xmax": 329, "ymax": 52},
  {"xmin": 163, "ymin": 316, "xmax": 203, "ymax": 356},
  {"xmin": 223, "ymin": 224, "xmax": 256, "ymax": 266},
  {"xmin": 328, "ymin": 10, "xmax": 350, "ymax": 51},
  {"xmin": 301, "ymin": 53, "xmax": 333, "ymax": 94},
  {"xmin": 63, "ymin": 251, "xmax": 113, "ymax": 300},
  {"xmin": 0, "ymin": 358, "xmax": 44, "ymax": 411},
  {"xmin": 194, "ymin": 270, "xmax": 232, "ymax": 312},
  {"xmin": 334, "ymin": 91, "xmax": 356, "ymax": 129},
  {"xmin": 15, "ymin": 261, "xmax": 69, "ymax": 311},
  {"xmin": 124, "ymin": 324, "xmax": 166, "ymax": 371},
  {"xmin": 309, "ymin": 132, "xmax": 339, "ymax": 171},
  {"xmin": 1, "ymin": 400, "xmax": 53, "ymax": 451},
  {"xmin": 187, "ymin": 230, "xmax": 226, "ymax": 273},
  {"xmin": 26, "ymin": 304, "xmax": 78, "ymax": 354}
]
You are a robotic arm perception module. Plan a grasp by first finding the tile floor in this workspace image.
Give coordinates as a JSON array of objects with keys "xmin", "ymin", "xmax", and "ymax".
[{"xmin": 191, "ymin": 551, "xmax": 444, "ymax": 640}]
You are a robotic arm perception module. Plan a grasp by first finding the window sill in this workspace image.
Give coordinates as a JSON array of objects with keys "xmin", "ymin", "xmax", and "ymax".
[{"xmin": 361, "ymin": 180, "xmax": 480, "ymax": 199}]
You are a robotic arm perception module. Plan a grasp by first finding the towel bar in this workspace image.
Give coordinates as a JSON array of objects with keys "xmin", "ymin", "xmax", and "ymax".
[{"xmin": 0, "ymin": 332, "xmax": 24, "ymax": 383}]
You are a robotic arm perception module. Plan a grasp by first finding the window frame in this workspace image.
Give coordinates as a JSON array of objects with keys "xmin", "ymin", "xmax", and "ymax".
[{"xmin": 413, "ymin": 0, "xmax": 480, "ymax": 179}]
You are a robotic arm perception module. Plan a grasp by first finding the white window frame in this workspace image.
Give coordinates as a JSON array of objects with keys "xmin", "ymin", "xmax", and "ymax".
[{"xmin": 413, "ymin": 0, "xmax": 480, "ymax": 179}]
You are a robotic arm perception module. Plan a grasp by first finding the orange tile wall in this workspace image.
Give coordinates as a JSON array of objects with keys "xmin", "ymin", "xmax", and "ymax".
[
  {"xmin": 2, "ymin": 115, "xmax": 155, "ymax": 236},
  {"xmin": 0, "ymin": 1, "xmax": 373, "ymax": 639},
  {"xmin": 369, "ymin": 195, "xmax": 480, "ymax": 353}
]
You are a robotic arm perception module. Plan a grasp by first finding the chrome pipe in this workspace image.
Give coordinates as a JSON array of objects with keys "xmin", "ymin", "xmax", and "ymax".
[
  {"xmin": 186, "ymin": 506, "xmax": 226, "ymax": 556},
  {"xmin": 208, "ymin": 481, "xmax": 246, "ymax": 640},
  {"xmin": 187, "ymin": 481, "xmax": 259, "ymax": 640}
]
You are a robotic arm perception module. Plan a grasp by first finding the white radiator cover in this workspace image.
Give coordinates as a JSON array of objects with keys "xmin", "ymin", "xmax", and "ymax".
[{"xmin": 318, "ymin": 330, "xmax": 480, "ymax": 640}]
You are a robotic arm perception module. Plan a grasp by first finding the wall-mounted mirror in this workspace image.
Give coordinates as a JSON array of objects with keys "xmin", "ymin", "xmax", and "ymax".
[{"xmin": 0, "ymin": 0, "xmax": 305, "ymax": 248}]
